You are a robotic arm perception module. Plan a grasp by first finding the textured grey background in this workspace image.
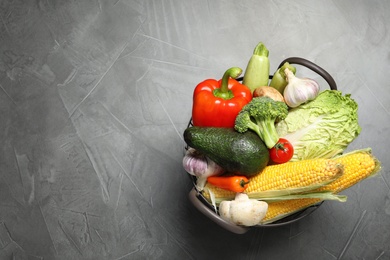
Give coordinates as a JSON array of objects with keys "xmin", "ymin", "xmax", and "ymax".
[{"xmin": 0, "ymin": 0, "xmax": 389, "ymax": 259}]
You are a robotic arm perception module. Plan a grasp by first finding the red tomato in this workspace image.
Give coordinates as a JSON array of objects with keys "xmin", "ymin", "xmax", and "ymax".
[{"xmin": 269, "ymin": 138, "xmax": 294, "ymax": 164}]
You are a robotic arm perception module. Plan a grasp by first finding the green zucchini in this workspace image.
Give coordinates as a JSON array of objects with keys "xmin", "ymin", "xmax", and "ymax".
[
  {"xmin": 269, "ymin": 62, "xmax": 297, "ymax": 94},
  {"xmin": 242, "ymin": 42, "xmax": 270, "ymax": 93}
]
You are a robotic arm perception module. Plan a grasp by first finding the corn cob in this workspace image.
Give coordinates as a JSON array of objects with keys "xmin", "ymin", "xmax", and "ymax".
[
  {"xmin": 261, "ymin": 198, "xmax": 322, "ymax": 224},
  {"xmin": 317, "ymin": 149, "xmax": 378, "ymax": 193},
  {"xmin": 202, "ymin": 158, "xmax": 343, "ymax": 203},
  {"xmin": 246, "ymin": 158, "xmax": 342, "ymax": 195},
  {"xmin": 260, "ymin": 149, "xmax": 381, "ymax": 224}
]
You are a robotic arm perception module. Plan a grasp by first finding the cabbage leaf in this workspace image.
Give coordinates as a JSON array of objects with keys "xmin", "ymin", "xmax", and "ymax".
[{"xmin": 276, "ymin": 90, "xmax": 361, "ymax": 161}]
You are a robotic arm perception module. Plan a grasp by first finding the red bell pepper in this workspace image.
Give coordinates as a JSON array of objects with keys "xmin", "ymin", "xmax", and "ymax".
[{"xmin": 192, "ymin": 67, "xmax": 252, "ymax": 128}]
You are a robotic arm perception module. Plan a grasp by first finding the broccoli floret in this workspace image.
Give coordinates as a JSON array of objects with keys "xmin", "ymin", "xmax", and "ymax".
[{"xmin": 234, "ymin": 97, "xmax": 288, "ymax": 148}]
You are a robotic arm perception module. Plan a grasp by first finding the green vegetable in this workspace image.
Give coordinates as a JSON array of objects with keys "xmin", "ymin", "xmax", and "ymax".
[
  {"xmin": 183, "ymin": 127, "xmax": 269, "ymax": 177},
  {"xmin": 275, "ymin": 90, "xmax": 361, "ymax": 161},
  {"xmin": 234, "ymin": 97, "xmax": 289, "ymax": 149},
  {"xmin": 242, "ymin": 42, "xmax": 270, "ymax": 93},
  {"xmin": 269, "ymin": 62, "xmax": 296, "ymax": 94}
]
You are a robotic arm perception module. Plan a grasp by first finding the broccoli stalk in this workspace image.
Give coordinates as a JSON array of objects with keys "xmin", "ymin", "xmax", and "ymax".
[{"xmin": 234, "ymin": 97, "xmax": 288, "ymax": 148}]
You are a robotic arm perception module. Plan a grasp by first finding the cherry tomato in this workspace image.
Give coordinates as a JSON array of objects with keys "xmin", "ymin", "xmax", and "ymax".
[{"xmin": 269, "ymin": 138, "xmax": 294, "ymax": 164}]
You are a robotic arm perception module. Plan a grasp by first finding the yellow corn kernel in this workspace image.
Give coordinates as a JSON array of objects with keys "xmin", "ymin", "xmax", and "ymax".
[
  {"xmin": 316, "ymin": 150, "xmax": 378, "ymax": 193},
  {"xmin": 260, "ymin": 149, "xmax": 381, "ymax": 224},
  {"xmin": 260, "ymin": 198, "xmax": 321, "ymax": 224},
  {"xmin": 246, "ymin": 159, "xmax": 342, "ymax": 194},
  {"xmin": 202, "ymin": 183, "xmax": 235, "ymax": 202},
  {"xmin": 201, "ymin": 158, "xmax": 343, "ymax": 203}
]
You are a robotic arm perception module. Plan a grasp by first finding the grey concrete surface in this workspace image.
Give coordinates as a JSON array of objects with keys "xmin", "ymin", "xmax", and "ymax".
[{"xmin": 0, "ymin": 0, "xmax": 389, "ymax": 259}]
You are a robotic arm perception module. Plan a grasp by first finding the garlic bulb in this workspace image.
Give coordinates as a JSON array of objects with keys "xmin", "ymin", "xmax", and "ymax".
[
  {"xmin": 182, "ymin": 148, "xmax": 224, "ymax": 190},
  {"xmin": 283, "ymin": 68, "xmax": 320, "ymax": 108}
]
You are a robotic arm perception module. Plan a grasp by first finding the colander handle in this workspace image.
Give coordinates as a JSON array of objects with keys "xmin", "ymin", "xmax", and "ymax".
[
  {"xmin": 188, "ymin": 188, "xmax": 249, "ymax": 234},
  {"xmin": 277, "ymin": 57, "xmax": 338, "ymax": 90}
]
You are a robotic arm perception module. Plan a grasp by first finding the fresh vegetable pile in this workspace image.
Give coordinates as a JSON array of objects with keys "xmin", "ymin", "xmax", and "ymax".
[{"xmin": 183, "ymin": 41, "xmax": 381, "ymax": 227}]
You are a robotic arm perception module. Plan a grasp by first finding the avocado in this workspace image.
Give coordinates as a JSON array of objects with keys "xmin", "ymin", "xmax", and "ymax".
[{"xmin": 184, "ymin": 127, "xmax": 269, "ymax": 177}]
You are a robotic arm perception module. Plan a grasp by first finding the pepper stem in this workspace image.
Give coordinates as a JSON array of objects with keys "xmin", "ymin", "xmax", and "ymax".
[
  {"xmin": 213, "ymin": 67, "xmax": 242, "ymax": 100},
  {"xmin": 240, "ymin": 179, "xmax": 250, "ymax": 188}
]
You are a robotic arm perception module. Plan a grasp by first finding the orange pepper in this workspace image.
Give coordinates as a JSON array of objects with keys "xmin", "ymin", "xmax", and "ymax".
[{"xmin": 207, "ymin": 175, "xmax": 249, "ymax": 193}]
